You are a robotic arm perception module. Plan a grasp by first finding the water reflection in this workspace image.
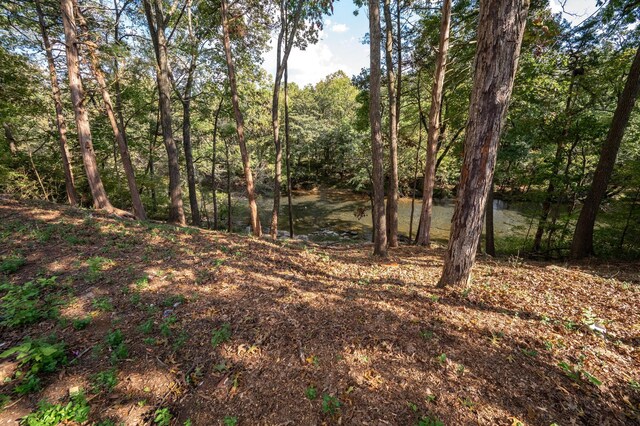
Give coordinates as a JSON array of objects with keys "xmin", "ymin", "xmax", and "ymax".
[{"xmin": 241, "ymin": 190, "xmax": 532, "ymax": 241}]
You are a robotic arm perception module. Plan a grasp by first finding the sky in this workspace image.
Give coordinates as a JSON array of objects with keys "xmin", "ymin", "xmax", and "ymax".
[{"xmin": 261, "ymin": 0, "xmax": 600, "ymax": 87}]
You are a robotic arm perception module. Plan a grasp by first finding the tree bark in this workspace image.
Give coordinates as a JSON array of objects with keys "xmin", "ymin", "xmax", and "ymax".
[
  {"xmin": 60, "ymin": 0, "xmax": 113, "ymax": 211},
  {"xmin": 409, "ymin": 100, "xmax": 423, "ymax": 241},
  {"xmin": 143, "ymin": 0, "xmax": 186, "ymax": 225},
  {"xmin": 417, "ymin": 0, "xmax": 451, "ymax": 246},
  {"xmin": 225, "ymin": 137, "xmax": 232, "ymax": 233},
  {"xmin": 35, "ymin": 0, "xmax": 79, "ymax": 207},
  {"xmin": 485, "ymin": 179, "xmax": 496, "ymax": 256},
  {"xmin": 212, "ymin": 98, "xmax": 223, "ymax": 230},
  {"xmin": 270, "ymin": 2, "xmax": 303, "ymax": 239},
  {"xmin": 439, "ymin": 0, "xmax": 529, "ymax": 287},
  {"xmin": 369, "ymin": 0, "xmax": 388, "ymax": 257},
  {"xmin": 571, "ymin": 45, "xmax": 640, "ymax": 259},
  {"xmin": 76, "ymin": 6, "xmax": 146, "ymax": 220},
  {"xmin": 284, "ymin": 63, "xmax": 294, "ymax": 238},
  {"xmin": 181, "ymin": 0, "xmax": 201, "ymax": 226},
  {"xmin": 221, "ymin": 0, "xmax": 261, "ymax": 236},
  {"xmin": 383, "ymin": 0, "xmax": 399, "ymax": 247}
]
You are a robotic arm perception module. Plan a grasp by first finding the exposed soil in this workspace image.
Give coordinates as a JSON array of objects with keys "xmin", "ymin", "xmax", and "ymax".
[{"xmin": 0, "ymin": 197, "xmax": 639, "ymax": 425}]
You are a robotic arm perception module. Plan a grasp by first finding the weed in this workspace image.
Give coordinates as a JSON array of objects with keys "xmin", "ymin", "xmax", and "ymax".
[
  {"xmin": 92, "ymin": 368, "xmax": 118, "ymax": 393},
  {"xmin": 86, "ymin": 257, "xmax": 113, "ymax": 282},
  {"xmin": 129, "ymin": 293, "xmax": 141, "ymax": 305},
  {"xmin": 143, "ymin": 337, "xmax": 157, "ymax": 345},
  {"xmin": 92, "ymin": 296, "xmax": 113, "ymax": 312},
  {"xmin": 0, "ymin": 254, "xmax": 26, "ymax": 274},
  {"xmin": 134, "ymin": 276, "xmax": 149, "ymax": 289},
  {"xmin": 305, "ymin": 386, "xmax": 318, "ymax": 400},
  {"xmin": 321, "ymin": 393, "xmax": 341, "ymax": 415},
  {"xmin": 211, "ymin": 323, "xmax": 232, "ymax": 348},
  {"xmin": 417, "ymin": 415, "xmax": 444, "ymax": 426},
  {"xmin": 629, "ymin": 379, "xmax": 640, "ymax": 391},
  {"xmin": 436, "ymin": 353, "xmax": 447, "ymax": 365},
  {"xmin": 139, "ymin": 318, "xmax": 154, "ymax": 334},
  {"xmin": 153, "ymin": 407, "xmax": 172, "ymax": 425},
  {"xmin": 105, "ymin": 329, "xmax": 128, "ymax": 364},
  {"xmin": 0, "ymin": 337, "xmax": 66, "ymax": 394},
  {"xmin": 22, "ymin": 391, "xmax": 90, "ymax": 426},
  {"xmin": 223, "ymin": 416, "xmax": 238, "ymax": 426},
  {"xmin": 161, "ymin": 294, "xmax": 185, "ymax": 307},
  {"xmin": 72, "ymin": 316, "xmax": 92, "ymax": 330},
  {"xmin": 160, "ymin": 315, "xmax": 177, "ymax": 337},
  {"xmin": 558, "ymin": 361, "xmax": 601, "ymax": 386},
  {"xmin": 521, "ymin": 348, "xmax": 538, "ymax": 357},
  {"xmin": 428, "ymin": 295, "xmax": 439, "ymax": 303},
  {"xmin": 172, "ymin": 330, "xmax": 189, "ymax": 351},
  {"xmin": 419, "ymin": 329, "xmax": 434, "ymax": 340},
  {"xmin": 0, "ymin": 277, "xmax": 61, "ymax": 327}
]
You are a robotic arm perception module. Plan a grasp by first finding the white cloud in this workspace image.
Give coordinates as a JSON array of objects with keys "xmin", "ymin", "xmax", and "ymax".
[
  {"xmin": 549, "ymin": 0, "xmax": 562, "ymax": 14},
  {"xmin": 331, "ymin": 23, "xmax": 349, "ymax": 33}
]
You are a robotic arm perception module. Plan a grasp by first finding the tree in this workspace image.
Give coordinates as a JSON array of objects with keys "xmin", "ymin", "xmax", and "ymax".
[
  {"xmin": 369, "ymin": 0, "xmax": 388, "ymax": 257},
  {"xmin": 60, "ymin": 0, "xmax": 115, "ymax": 212},
  {"xmin": 416, "ymin": 0, "xmax": 451, "ymax": 247},
  {"xmin": 439, "ymin": 0, "xmax": 529, "ymax": 287},
  {"xmin": 76, "ymin": 5, "xmax": 146, "ymax": 220},
  {"xmin": 34, "ymin": 0, "xmax": 78, "ymax": 207},
  {"xmin": 383, "ymin": 0, "xmax": 398, "ymax": 247},
  {"xmin": 143, "ymin": 0, "xmax": 186, "ymax": 225},
  {"xmin": 571, "ymin": 45, "xmax": 640, "ymax": 259},
  {"xmin": 269, "ymin": 0, "xmax": 332, "ymax": 238},
  {"xmin": 220, "ymin": 0, "xmax": 261, "ymax": 236}
]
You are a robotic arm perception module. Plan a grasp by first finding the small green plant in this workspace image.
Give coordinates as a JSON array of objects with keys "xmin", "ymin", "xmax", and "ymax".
[
  {"xmin": 417, "ymin": 415, "xmax": 444, "ymax": 426},
  {"xmin": 134, "ymin": 276, "xmax": 149, "ymax": 289},
  {"xmin": 92, "ymin": 296, "xmax": 113, "ymax": 312},
  {"xmin": 153, "ymin": 407, "xmax": 172, "ymax": 426},
  {"xmin": 72, "ymin": 316, "xmax": 92, "ymax": 330},
  {"xmin": 138, "ymin": 318, "xmax": 154, "ymax": 334},
  {"xmin": 0, "ymin": 338, "xmax": 66, "ymax": 394},
  {"xmin": 521, "ymin": 348, "xmax": 538, "ymax": 357},
  {"xmin": 160, "ymin": 315, "xmax": 177, "ymax": 337},
  {"xmin": 143, "ymin": 337, "xmax": 157, "ymax": 345},
  {"xmin": 161, "ymin": 294, "xmax": 185, "ymax": 307},
  {"xmin": 630, "ymin": 379, "xmax": 640, "ymax": 391},
  {"xmin": 92, "ymin": 368, "xmax": 118, "ymax": 393},
  {"xmin": 558, "ymin": 361, "xmax": 601, "ymax": 386},
  {"xmin": 21, "ymin": 391, "xmax": 90, "ymax": 426},
  {"xmin": 211, "ymin": 323, "xmax": 232, "ymax": 348},
  {"xmin": 105, "ymin": 329, "xmax": 128, "ymax": 364},
  {"xmin": 0, "ymin": 254, "xmax": 26, "ymax": 274},
  {"xmin": 86, "ymin": 256, "xmax": 112, "ymax": 282},
  {"xmin": 436, "ymin": 353, "xmax": 447, "ymax": 365},
  {"xmin": 223, "ymin": 416, "xmax": 238, "ymax": 426},
  {"xmin": 321, "ymin": 393, "xmax": 341, "ymax": 415},
  {"xmin": 0, "ymin": 277, "xmax": 60, "ymax": 327},
  {"xmin": 305, "ymin": 386, "xmax": 318, "ymax": 400},
  {"xmin": 419, "ymin": 329, "xmax": 434, "ymax": 340}
]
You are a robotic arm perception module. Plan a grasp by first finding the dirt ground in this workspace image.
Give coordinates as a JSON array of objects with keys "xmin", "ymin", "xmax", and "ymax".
[{"xmin": 0, "ymin": 197, "xmax": 639, "ymax": 425}]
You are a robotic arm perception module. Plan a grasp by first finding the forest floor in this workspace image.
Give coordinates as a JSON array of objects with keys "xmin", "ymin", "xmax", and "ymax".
[{"xmin": 0, "ymin": 196, "xmax": 639, "ymax": 426}]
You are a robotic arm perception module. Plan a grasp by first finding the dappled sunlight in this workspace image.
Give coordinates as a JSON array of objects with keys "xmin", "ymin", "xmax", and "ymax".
[{"xmin": 1, "ymin": 198, "xmax": 639, "ymax": 424}]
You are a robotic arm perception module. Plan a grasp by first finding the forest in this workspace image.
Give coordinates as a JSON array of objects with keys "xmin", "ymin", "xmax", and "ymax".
[{"xmin": 0, "ymin": 0, "xmax": 639, "ymax": 424}]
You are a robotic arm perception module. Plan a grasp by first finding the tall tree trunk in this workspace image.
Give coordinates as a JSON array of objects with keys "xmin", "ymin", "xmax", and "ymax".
[
  {"xmin": 221, "ymin": 0, "xmax": 261, "ymax": 236},
  {"xmin": 395, "ymin": 0, "xmax": 402, "ymax": 133},
  {"xmin": 212, "ymin": 98, "xmax": 223, "ymax": 230},
  {"xmin": 76, "ymin": 7, "xmax": 146, "ymax": 220},
  {"xmin": 225, "ymin": 137, "xmax": 232, "ymax": 233},
  {"xmin": 417, "ymin": 0, "xmax": 452, "ymax": 246},
  {"xmin": 60, "ymin": 0, "xmax": 113, "ymax": 211},
  {"xmin": 35, "ymin": 0, "xmax": 79, "ymax": 207},
  {"xmin": 571, "ymin": 45, "xmax": 640, "ymax": 259},
  {"xmin": 383, "ymin": 0, "xmax": 399, "ymax": 247},
  {"xmin": 409, "ymin": 105, "xmax": 423, "ymax": 241},
  {"xmin": 439, "ymin": 0, "xmax": 529, "ymax": 288},
  {"xmin": 181, "ymin": 0, "xmax": 201, "ymax": 226},
  {"xmin": 533, "ymin": 73, "xmax": 577, "ymax": 252},
  {"xmin": 270, "ymin": 4, "xmax": 303, "ymax": 239},
  {"xmin": 143, "ymin": 0, "xmax": 186, "ymax": 225},
  {"xmin": 285, "ymin": 63, "xmax": 294, "ymax": 238},
  {"xmin": 112, "ymin": 0, "xmax": 127, "ymax": 150},
  {"xmin": 485, "ymin": 179, "xmax": 496, "ymax": 256},
  {"xmin": 369, "ymin": 0, "xmax": 388, "ymax": 257}
]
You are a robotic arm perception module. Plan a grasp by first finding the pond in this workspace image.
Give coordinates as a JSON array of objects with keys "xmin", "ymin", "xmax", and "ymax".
[{"xmin": 216, "ymin": 189, "xmax": 535, "ymax": 242}]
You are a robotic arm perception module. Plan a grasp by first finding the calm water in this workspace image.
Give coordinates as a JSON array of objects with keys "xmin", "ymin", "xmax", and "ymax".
[{"xmin": 224, "ymin": 190, "xmax": 534, "ymax": 241}]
